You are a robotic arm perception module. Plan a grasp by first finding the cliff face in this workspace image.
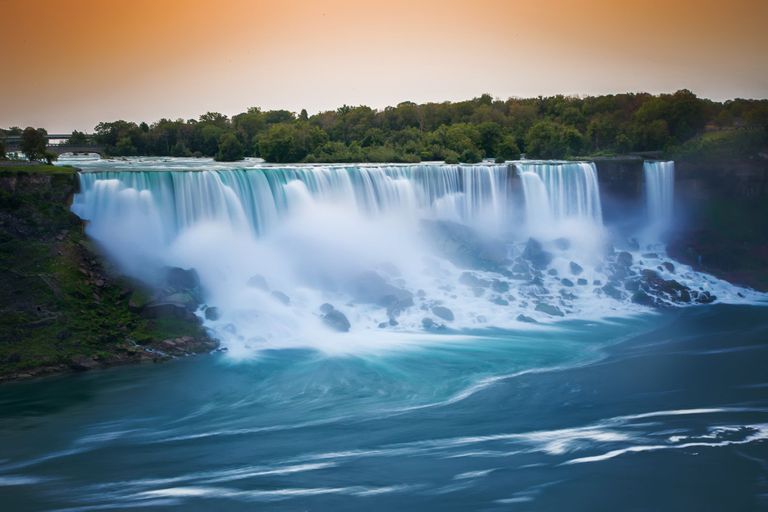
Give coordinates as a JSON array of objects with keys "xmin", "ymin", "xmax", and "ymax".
[
  {"xmin": 0, "ymin": 165, "xmax": 216, "ymax": 382},
  {"xmin": 593, "ymin": 157, "xmax": 768, "ymax": 291}
]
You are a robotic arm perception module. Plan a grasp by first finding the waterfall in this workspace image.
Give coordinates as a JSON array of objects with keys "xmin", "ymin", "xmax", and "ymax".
[
  {"xmin": 73, "ymin": 164, "xmax": 513, "ymax": 241},
  {"xmin": 514, "ymin": 162, "xmax": 602, "ymax": 224},
  {"xmin": 66, "ymin": 157, "xmax": 759, "ymax": 355},
  {"xmin": 643, "ymin": 160, "xmax": 675, "ymax": 235}
]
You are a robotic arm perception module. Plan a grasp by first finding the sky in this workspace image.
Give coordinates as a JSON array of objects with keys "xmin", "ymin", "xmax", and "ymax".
[{"xmin": 1, "ymin": 0, "xmax": 767, "ymax": 132}]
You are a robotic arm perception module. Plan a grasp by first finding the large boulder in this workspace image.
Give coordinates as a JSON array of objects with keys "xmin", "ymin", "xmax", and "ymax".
[
  {"xmin": 349, "ymin": 271, "xmax": 413, "ymax": 317},
  {"xmin": 320, "ymin": 303, "xmax": 351, "ymax": 332},
  {"xmin": 164, "ymin": 267, "xmax": 200, "ymax": 291},
  {"xmin": 522, "ymin": 238, "xmax": 553, "ymax": 270},
  {"xmin": 431, "ymin": 305, "xmax": 455, "ymax": 322}
]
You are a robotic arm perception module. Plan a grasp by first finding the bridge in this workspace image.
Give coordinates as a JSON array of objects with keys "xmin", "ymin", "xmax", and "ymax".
[{"xmin": 3, "ymin": 133, "xmax": 106, "ymax": 157}]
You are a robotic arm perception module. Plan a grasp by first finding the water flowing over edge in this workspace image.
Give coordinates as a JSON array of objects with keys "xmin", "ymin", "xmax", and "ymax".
[{"xmin": 67, "ymin": 157, "xmax": 764, "ymax": 357}]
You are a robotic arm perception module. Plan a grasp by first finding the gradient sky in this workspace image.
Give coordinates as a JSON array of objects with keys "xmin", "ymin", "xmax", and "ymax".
[{"xmin": 2, "ymin": 0, "xmax": 767, "ymax": 132}]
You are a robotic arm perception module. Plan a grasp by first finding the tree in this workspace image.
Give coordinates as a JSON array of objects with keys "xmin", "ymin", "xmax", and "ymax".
[
  {"xmin": 524, "ymin": 121, "xmax": 583, "ymax": 158},
  {"xmin": 21, "ymin": 127, "xmax": 47, "ymax": 161},
  {"xmin": 0, "ymin": 138, "xmax": 5, "ymax": 159},
  {"xmin": 495, "ymin": 134, "xmax": 521, "ymax": 160},
  {"xmin": 215, "ymin": 133, "xmax": 244, "ymax": 161},
  {"xmin": 67, "ymin": 130, "xmax": 88, "ymax": 145}
]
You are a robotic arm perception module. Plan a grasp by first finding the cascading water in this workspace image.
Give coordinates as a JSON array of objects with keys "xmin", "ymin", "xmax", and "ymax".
[
  {"xmin": 643, "ymin": 160, "xmax": 675, "ymax": 239},
  {"xmin": 515, "ymin": 161, "xmax": 603, "ymax": 225},
  {"xmin": 70, "ymin": 158, "xmax": 760, "ymax": 357}
]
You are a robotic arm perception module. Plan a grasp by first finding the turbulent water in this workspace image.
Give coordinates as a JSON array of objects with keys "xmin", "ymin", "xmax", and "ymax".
[{"xmin": 1, "ymin": 156, "xmax": 767, "ymax": 510}]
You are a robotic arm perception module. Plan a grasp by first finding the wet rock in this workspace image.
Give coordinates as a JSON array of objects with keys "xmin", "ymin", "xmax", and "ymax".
[
  {"xmin": 165, "ymin": 267, "xmax": 200, "ymax": 291},
  {"xmin": 593, "ymin": 279, "xmax": 602, "ymax": 286},
  {"xmin": 351, "ymin": 272, "xmax": 413, "ymax": 318},
  {"xmin": 421, "ymin": 317, "xmax": 446, "ymax": 331},
  {"xmin": 459, "ymin": 272, "xmax": 491, "ymax": 288},
  {"xmin": 490, "ymin": 296, "xmax": 509, "ymax": 306},
  {"xmin": 631, "ymin": 290, "xmax": 656, "ymax": 306},
  {"xmin": 577, "ymin": 278, "xmax": 588, "ymax": 286},
  {"xmin": 616, "ymin": 251, "xmax": 633, "ymax": 267},
  {"xmin": 320, "ymin": 304, "xmax": 351, "ymax": 332},
  {"xmin": 534, "ymin": 302, "xmax": 564, "ymax": 317},
  {"xmin": 271, "ymin": 290, "xmax": 291, "ymax": 305},
  {"xmin": 247, "ymin": 274, "xmax": 269, "ymax": 291},
  {"xmin": 561, "ymin": 278, "xmax": 574, "ymax": 287},
  {"xmin": 516, "ymin": 314, "xmax": 538, "ymax": 323},
  {"xmin": 204, "ymin": 306, "xmax": 220, "ymax": 321},
  {"xmin": 601, "ymin": 283, "xmax": 624, "ymax": 300},
  {"xmin": 491, "ymin": 280, "xmax": 509, "ymax": 293},
  {"xmin": 69, "ymin": 355, "xmax": 100, "ymax": 371},
  {"xmin": 569, "ymin": 261, "xmax": 584, "ymax": 275},
  {"xmin": 522, "ymin": 238, "xmax": 553, "ymax": 269},
  {"xmin": 431, "ymin": 305, "xmax": 455, "ymax": 322},
  {"xmin": 642, "ymin": 252, "xmax": 659, "ymax": 259},
  {"xmin": 547, "ymin": 268, "xmax": 558, "ymax": 276},
  {"xmin": 662, "ymin": 262, "xmax": 675, "ymax": 273},
  {"xmin": 142, "ymin": 302, "xmax": 196, "ymax": 321}
]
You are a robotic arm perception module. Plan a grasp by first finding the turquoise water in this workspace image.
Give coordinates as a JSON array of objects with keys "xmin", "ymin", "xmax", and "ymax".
[
  {"xmin": 1, "ymin": 307, "xmax": 767, "ymax": 510},
  {"xmin": 7, "ymin": 155, "xmax": 762, "ymax": 510}
]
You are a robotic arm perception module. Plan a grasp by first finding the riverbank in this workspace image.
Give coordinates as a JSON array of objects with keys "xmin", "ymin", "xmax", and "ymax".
[{"xmin": 0, "ymin": 164, "xmax": 217, "ymax": 382}]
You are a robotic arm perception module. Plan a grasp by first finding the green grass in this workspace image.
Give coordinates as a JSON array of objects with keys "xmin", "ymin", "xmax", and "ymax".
[{"xmin": 0, "ymin": 163, "xmax": 76, "ymax": 175}]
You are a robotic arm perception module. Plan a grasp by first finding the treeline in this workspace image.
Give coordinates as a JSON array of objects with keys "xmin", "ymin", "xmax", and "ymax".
[{"xmin": 3, "ymin": 91, "xmax": 767, "ymax": 163}]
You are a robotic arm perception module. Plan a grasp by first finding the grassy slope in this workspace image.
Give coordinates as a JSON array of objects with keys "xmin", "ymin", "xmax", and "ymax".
[{"xmin": 0, "ymin": 165, "xmax": 210, "ymax": 380}]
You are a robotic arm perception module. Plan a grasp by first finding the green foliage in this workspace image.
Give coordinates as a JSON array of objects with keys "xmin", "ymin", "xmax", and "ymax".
[
  {"xmin": 525, "ymin": 120, "xmax": 583, "ymax": 158},
  {"xmin": 67, "ymin": 130, "xmax": 88, "ymax": 145},
  {"xmin": 17, "ymin": 90, "xmax": 765, "ymax": 163},
  {"xmin": 21, "ymin": 127, "xmax": 47, "ymax": 161},
  {"xmin": 0, "ymin": 138, "xmax": 5, "ymax": 160},
  {"xmin": 215, "ymin": 133, "xmax": 244, "ymax": 162}
]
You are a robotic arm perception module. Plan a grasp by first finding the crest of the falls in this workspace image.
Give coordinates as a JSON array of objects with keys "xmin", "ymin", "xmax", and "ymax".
[
  {"xmin": 643, "ymin": 160, "xmax": 675, "ymax": 240},
  {"xmin": 69, "ymin": 158, "xmax": 762, "ymax": 357}
]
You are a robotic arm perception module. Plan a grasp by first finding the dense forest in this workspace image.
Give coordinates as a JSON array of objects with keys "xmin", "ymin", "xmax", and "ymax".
[{"xmin": 3, "ymin": 91, "xmax": 767, "ymax": 163}]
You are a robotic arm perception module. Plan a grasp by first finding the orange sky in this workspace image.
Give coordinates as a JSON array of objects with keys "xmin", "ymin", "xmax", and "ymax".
[{"xmin": 2, "ymin": 0, "xmax": 767, "ymax": 132}]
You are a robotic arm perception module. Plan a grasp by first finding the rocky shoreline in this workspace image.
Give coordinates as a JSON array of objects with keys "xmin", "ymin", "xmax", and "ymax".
[{"xmin": 0, "ymin": 165, "xmax": 218, "ymax": 383}]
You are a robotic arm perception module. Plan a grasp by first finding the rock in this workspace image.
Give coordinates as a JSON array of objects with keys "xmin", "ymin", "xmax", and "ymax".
[
  {"xmin": 321, "ymin": 306, "xmax": 351, "ymax": 332},
  {"xmin": 490, "ymin": 296, "xmax": 509, "ymax": 306},
  {"xmin": 547, "ymin": 268, "xmax": 558, "ymax": 276},
  {"xmin": 601, "ymin": 283, "xmax": 624, "ymax": 300},
  {"xmin": 522, "ymin": 238, "xmax": 553, "ymax": 269},
  {"xmin": 569, "ymin": 261, "xmax": 584, "ymax": 275},
  {"xmin": 165, "ymin": 267, "xmax": 200, "ymax": 291},
  {"xmin": 69, "ymin": 355, "xmax": 100, "ymax": 371},
  {"xmin": 577, "ymin": 278, "xmax": 588, "ymax": 286},
  {"xmin": 459, "ymin": 272, "xmax": 491, "ymax": 288},
  {"xmin": 561, "ymin": 278, "xmax": 574, "ymax": 287},
  {"xmin": 350, "ymin": 272, "xmax": 413, "ymax": 317},
  {"xmin": 421, "ymin": 317, "xmax": 445, "ymax": 331},
  {"xmin": 491, "ymin": 280, "xmax": 509, "ymax": 293},
  {"xmin": 662, "ymin": 262, "xmax": 675, "ymax": 273},
  {"xmin": 516, "ymin": 314, "xmax": 537, "ymax": 323},
  {"xmin": 246, "ymin": 274, "xmax": 269, "ymax": 290},
  {"xmin": 431, "ymin": 305, "xmax": 455, "ymax": 322},
  {"xmin": 271, "ymin": 290, "xmax": 290, "ymax": 305},
  {"xmin": 319, "ymin": 303, "xmax": 335, "ymax": 314},
  {"xmin": 593, "ymin": 279, "xmax": 602, "ymax": 286},
  {"xmin": 616, "ymin": 251, "xmax": 633, "ymax": 267},
  {"xmin": 535, "ymin": 302, "xmax": 564, "ymax": 317},
  {"xmin": 631, "ymin": 290, "xmax": 656, "ymax": 306},
  {"xmin": 142, "ymin": 302, "xmax": 194, "ymax": 320},
  {"xmin": 163, "ymin": 292, "xmax": 198, "ymax": 310},
  {"xmin": 204, "ymin": 306, "xmax": 220, "ymax": 321}
]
